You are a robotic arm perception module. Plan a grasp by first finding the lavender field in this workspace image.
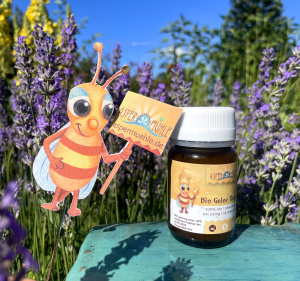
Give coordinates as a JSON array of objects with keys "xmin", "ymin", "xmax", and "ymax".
[{"xmin": 1, "ymin": 0, "xmax": 300, "ymax": 280}]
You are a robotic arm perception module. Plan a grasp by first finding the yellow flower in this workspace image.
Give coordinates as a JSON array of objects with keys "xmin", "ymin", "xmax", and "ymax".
[{"xmin": 16, "ymin": 0, "xmax": 56, "ymax": 43}]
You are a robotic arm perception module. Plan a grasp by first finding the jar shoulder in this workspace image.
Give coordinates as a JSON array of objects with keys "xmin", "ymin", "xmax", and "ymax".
[{"xmin": 168, "ymin": 145, "xmax": 237, "ymax": 165}]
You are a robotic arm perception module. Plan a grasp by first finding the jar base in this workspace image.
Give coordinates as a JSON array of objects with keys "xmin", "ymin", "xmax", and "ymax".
[{"xmin": 168, "ymin": 223, "xmax": 234, "ymax": 249}]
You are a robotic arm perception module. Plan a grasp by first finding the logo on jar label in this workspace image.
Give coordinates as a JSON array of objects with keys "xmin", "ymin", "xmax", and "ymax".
[{"xmin": 206, "ymin": 164, "xmax": 237, "ymax": 184}]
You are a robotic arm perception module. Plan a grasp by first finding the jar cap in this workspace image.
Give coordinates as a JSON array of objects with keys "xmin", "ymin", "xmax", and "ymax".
[{"xmin": 171, "ymin": 107, "xmax": 236, "ymax": 144}]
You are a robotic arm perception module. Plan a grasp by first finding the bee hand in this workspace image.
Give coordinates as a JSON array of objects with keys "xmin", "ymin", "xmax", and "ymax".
[
  {"xmin": 50, "ymin": 157, "xmax": 64, "ymax": 169},
  {"xmin": 120, "ymin": 147, "xmax": 132, "ymax": 161}
]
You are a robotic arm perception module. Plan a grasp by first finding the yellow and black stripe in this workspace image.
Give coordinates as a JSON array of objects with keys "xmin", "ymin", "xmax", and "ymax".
[{"xmin": 50, "ymin": 135, "xmax": 101, "ymax": 191}]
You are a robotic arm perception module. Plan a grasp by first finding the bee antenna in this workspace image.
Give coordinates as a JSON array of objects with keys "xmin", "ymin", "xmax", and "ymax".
[
  {"xmin": 103, "ymin": 65, "xmax": 130, "ymax": 89},
  {"xmin": 91, "ymin": 42, "xmax": 103, "ymax": 84}
]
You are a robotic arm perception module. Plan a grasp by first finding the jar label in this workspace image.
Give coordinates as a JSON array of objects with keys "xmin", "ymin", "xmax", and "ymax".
[{"xmin": 170, "ymin": 160, "xmax": 237, "ymax": 234}]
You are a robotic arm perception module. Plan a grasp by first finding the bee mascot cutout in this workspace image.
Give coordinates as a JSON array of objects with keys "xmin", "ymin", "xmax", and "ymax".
[{"xmin": 33, "ymin": 42, "xmax": 131, "ymax": 216}]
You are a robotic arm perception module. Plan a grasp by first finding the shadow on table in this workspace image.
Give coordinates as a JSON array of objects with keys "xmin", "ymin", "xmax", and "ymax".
[
  {"xmin": 90, "ymin": 223, "xmax": 124, "ymax": 233},
  {"xmin": 80, "ymin": 229, "xmax": 160, "ymax": 281},
  {"xmin": 154, "ymin": 258, "xmax": 193, "ymax": 281},
  {"xmin": 231, "ymin": 224, "xmax": 250, "ymax": 243}
]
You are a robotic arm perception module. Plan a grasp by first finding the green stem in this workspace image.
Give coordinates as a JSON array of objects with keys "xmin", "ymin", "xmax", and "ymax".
[
  {"xmin": 237, "ymin": 121, "xmax": 259, "ymax": 180},
  {"xmin": 41, "ymin": 215, "xmax": 46, "ymax": 275},
  {"xmin": 264, "ymin": 175, "xmax": 278, "ymax": 225},
  {"xmin": 297, "ymin": 205, "xmax": 300, "ymax": 223},
  {"xmin": 46, "ymin": 195, "xmax": 69, "ymax": 281},
  {"xmin": 30, "ymin": 104, "xmax": 36, "ymax": 125},
  {"xmin": 264, "ymin": 127, "xmax": 270, "ymax": 154},
  {"xmin": 35, "ymin": 194, "xmax": 40, "ymax": 262},
  {"xmin": 60, "ymin": 233, "xmax": 69, "ymax": 274},
  {"xmin": 285, "ymin": 152, "xmax": 298, "ymax": 196},
  {"xmin": 114, "ymin": 176, "xmax": 119, "ymax": 223},
  {"xmin": 65, "ymin": 228, "xmax": 70, "ymax": 269}
]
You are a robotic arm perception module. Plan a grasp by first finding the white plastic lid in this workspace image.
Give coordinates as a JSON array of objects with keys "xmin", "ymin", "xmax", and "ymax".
[{"xmin": 171, "ymin": 107, "xmax": 236, "ymax": 146}]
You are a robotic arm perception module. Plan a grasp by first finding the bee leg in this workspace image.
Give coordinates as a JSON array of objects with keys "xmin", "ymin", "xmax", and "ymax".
[
  {"xmin": 67, "ymin": 190, "xmax": 81, "ymax": 217},
  {"xmin": 179, "ymin": 207, "xmax": 184, "ymax": 213},
  {"xmin": 58, "ymin": 189, "xmax": 70, "ymax": 203},
  {"xmin": 185, "ymin": 207, "xmax": 188, "ymax": 214},
  {"xmin": 41, "ymin": 187, "xmax": 61, "ymax": 211}
]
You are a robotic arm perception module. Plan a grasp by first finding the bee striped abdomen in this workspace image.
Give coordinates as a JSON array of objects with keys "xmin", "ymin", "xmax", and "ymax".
[
  {"xmin": 179, "ymin": 194, "xmax": 190, "ymax": 207},
  {"xmin": 53, "ymin": 163, "xmax": 96, "ymax": 179},
  {"xmin": 60, "ymin": 135, "xmax": 101, "ymax": 156},
  {"xmin": 50, "ymin": 134, "xmax": 101, "ymax": 191}
]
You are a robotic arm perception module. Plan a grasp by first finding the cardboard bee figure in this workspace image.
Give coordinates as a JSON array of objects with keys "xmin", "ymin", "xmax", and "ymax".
[{"xmin": 33, "ymin": 42, "xmax": 132, "ymax": 217}]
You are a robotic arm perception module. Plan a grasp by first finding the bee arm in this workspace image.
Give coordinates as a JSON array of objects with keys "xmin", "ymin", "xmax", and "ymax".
[
  {"xmin": 102, "ymin": 153, "xmax": 121, "ymax": 164},
  {"xmin": 100, "ymin": 135, "xmax": 130, "ymax": 164},
  {"xmin": 43, "ymin": 128, "xmax": 68, "ymax": 161},
  {"xmin": 99, "ymin": 136, "xmax": 116, "ymax": 163}
]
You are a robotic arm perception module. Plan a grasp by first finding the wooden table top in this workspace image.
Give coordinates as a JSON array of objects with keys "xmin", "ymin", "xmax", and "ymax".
[{"xmin": 66, "ymin": 222, "xmax": 300, "ymax": 281}]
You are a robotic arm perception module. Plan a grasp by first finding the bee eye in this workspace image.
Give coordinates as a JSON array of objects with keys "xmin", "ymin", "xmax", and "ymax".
[
  {"xmin": 68, "ymin": 87, "xmax": 91, "ymax": 118},
  {"xmin": 102, "ymin": 94, "xmax": 114, "ymax": 120},
  {"xmin": 102, "ymin": 103, "xmax": 114, "ymax": 120},
  {"xmin": 187, "ymin": 185, "xmax": 190, "ymax": 190},
  {"xmin": 180, "ymin": 184, "xmax": 185, "ymax": 191},
  {"xmin": 68, "ymin": 96, "xmax": 91, "ymax": 117}
]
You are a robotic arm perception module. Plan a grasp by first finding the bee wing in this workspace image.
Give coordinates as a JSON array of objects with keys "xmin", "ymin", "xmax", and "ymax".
[
  {"xmin": 33, "ymin": 122, "xmax": 71, "ymax": 192},
  {"xmin": 176, "ymin": 197, "xmax": 181, "ymax": 208},
  {"xmin": 78, "ymin": 170, "xmax": 98, "ymax": 199}
]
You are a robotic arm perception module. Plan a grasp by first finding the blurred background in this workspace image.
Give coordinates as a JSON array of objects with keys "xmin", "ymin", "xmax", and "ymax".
[{"xmin": 5, "ymin": 0, "xmax": 300, "ymax": 105}]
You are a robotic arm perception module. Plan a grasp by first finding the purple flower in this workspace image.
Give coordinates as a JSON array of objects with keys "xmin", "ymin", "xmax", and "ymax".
[
  {"xmin": 0, "ymin": 181, "xmax": 38, "ymax": 279},
  {"xmin": 106, "ymin": 44, "xmax": 130, "ymax": 107},
  {"xmin": 258, "ymin": 47, "xmax": 275, "ymax": 83},
  {"xmin": 13, "ymin": 36, "xmax": 38, "ymax": 168},
  {"xmin": 153, "ymin": 83, "xmax": 167, "ymax": 103},
  {"xmin": 137, "ymin": 62, "xmax": 153, "ymax": 97},
  {"xmin": 0, "ymin": 78, "xmax": 9, "ymax": 127},
  {"xmin": 235, "ymin": 46, "xmax": 300, "ymax": 224},
  {"xmin": 32, "ymin": 24, "xmax": 61, "ymax": 97},
  {"xmin": 61, "ymin": 14, "xmax": 78, "ymax": 83},
  {"xmin": 212, "ymin": 80, "xmax": 223, "ymax": 106},
  {"xmin": 111, "ymin": 44, "xmax": 121, "ymax": 74},
  {"xmin": 230, "ymin": 80, "xmax": 241, "ymax": 111},
  {"xmin": 36, "ymin": 115, "xmax": 49, "ymax": 130},
  {"xmin": 287, "ymin": 113, "xmax": 300, "ymax": 125},
  {"xmin": 32, "ymin": 24, "xmax": 66, "ymax": 137},
  {"xmin": 168, "ymin": 63, "xmax": 191, "ymax": 107},
  {"xmin": 91, "ymin": 66, "xmax": 106, "ymax": 86},
  {"xmin": 73, "ymin": 75, "xmax": 83, "ymax": 86}
]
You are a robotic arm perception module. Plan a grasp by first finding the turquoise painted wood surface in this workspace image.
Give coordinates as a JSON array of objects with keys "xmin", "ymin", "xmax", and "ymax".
[{"xmin": 66, "ymin": 222, "xmax": 300, "ymax": 281}]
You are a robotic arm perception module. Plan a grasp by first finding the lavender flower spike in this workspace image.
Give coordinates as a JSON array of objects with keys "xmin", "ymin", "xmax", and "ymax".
[
  {"xmin": 168, "ymin": 63, "xmax": 191, "ymax": 107},
  {"xmin": 212, "ymin": 80, "xmax": 223, "ymax": 106},
  {"xmin": 137, "ymin": 62, "xmax": 153, "ymax": 97}
]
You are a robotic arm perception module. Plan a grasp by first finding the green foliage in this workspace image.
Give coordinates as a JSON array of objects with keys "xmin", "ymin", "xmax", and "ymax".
[
  {"xmin": 216, "ymin": 0, "xmax": 298, "ymax": 92},
  {"xmin": 154, "ymin": 0, "xmax": 300, "ymax": 106}
]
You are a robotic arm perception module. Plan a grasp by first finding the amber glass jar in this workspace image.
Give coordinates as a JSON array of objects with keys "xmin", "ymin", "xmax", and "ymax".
[{"xmin": 168, "ymin": 107, "xmax": 237, "ymax": 248}]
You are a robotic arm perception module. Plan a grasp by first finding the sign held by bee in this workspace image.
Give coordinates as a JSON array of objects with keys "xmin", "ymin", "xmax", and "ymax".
[
  {"xmin": 109, "ymin": 91, "xmax": 183, "ymax": 155},
  {"xmin": 97, "ymin": 91, "xmax": 183, "ymax": 195}
]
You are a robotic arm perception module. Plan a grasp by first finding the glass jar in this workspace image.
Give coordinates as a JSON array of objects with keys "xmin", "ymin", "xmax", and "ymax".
[{"xmin": 167, "ymin": 107, "xmax": 237, "ymax": 248}]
